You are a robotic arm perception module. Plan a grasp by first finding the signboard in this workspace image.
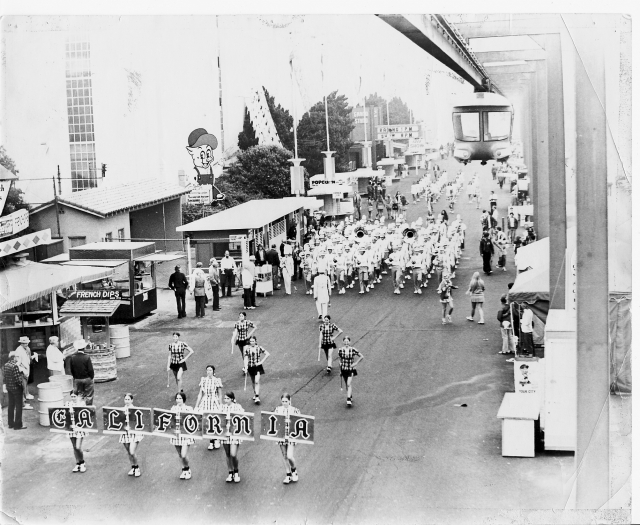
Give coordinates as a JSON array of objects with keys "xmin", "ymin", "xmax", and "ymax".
[
  {"xmin": 179, "ymin": 412, "xmax": 203, "ymax": 440},
  {"xmin": 186, "ymin": 184, "xmax": 212, "ymax": 205},
  {"xmin": 259, "ymin": 411, "xmax": 314, "ymax": 444},
  {"xmin": 151, "ymin": 408, "xmax": 177, "ymax": 438},
  {"xmin": 332, "ymin": 192, "xmax": 343, "ymax": 200},
  {"xmin": 0, "ymin": 209, "xmax": 29, "ymax": 238},
  {"xmin": 376, "ymin": 125, "xmax": 421, "ymax": 140},
  {"xmin": 204, "ymin": 410, "xmax": 255, "ymax": 441},
  {"xmin": 102, "ymin": 407, "xmax": 154, "ymax": 435},
  {"xmin": 49, "ymin": 406, "xmax": 99, "ymax": 434},
  {"xmin": 68, "ymin": 290, "xmax": 123, "ymax": 301},
  {"xmin": 0, "ymin": 228, "xmax": 51, "ymax": 257},
  {"xmin": 0, "ymin": 180, "xmax": 11, "ymax": 215},
  {"xmin": 514, "ymin": 359, "xmax": 541, "ymax": 395}
]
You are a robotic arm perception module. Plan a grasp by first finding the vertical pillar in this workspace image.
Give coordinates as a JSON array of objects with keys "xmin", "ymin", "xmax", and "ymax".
[
  {"xmin": 574, "ymin": 23, "xmax": 609, "ymax": 508},
  {"xmin": 545, "ymin": 34, "xmax": 567, "ymax": 308},
  {"xmin": 534, "ymin": 60, "xmax": 550, "ymax": 238},
  {"xmin": 529, "ymin": 76, "xmax": 538, "ymax": 214}
]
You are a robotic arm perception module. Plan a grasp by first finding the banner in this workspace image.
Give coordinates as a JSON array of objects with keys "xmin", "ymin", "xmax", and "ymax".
[
  {"xmin": 103, "ymin": 407, "xmax": 154, "ymax": 435},
  {"xmin": 260, "ymin": 411, "xmax": 286, "ymax": 442},
  {"xmin": 68, "ymin": 290, "xmax": 123, "ymax": 301},
  {"xmin": 49, "ymin": 406, "xmax": 98, "ymax": 434},
  {"xmin": 259, "ymin": 412, "xmax": 314, "ymax": 444},
  {"xmin": 152, "ymin": 408, "xmax": 178, "ymax": 439}
]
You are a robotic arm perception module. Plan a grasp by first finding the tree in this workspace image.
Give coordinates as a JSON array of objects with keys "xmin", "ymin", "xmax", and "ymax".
[
  {"xmin": 237, "ymin": 107, "xmax": 259, "ymax": 151},
  {"xmin": 297, "ymin": 91, "xmax": 355, "ymax": 176},
  {"xmin": 237, "ymin": 87, "xmax": 294, "ymax": 152},
  {"xmin": 0, "ymin": 146, "xmax": 28, "ymax": 215},
  {"xmin": 388, "ymin": 96, "xmax": 411, "ymax": 125},
  {"xmin": 365, "ymin": 92, "xmax": 387, "ymax": 124}
]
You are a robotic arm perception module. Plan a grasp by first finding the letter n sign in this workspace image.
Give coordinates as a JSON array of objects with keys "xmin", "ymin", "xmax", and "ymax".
[
  {"xmin": 230, "ymin": 412, "xmax": 254, "ymax": 442},
  {"xmin": 288, "ymin": 414, "xmax": 315, "ymax": 445},
  {"xmin": 259, "ymin": 412, "xmax": 286, "ymax": 442}
]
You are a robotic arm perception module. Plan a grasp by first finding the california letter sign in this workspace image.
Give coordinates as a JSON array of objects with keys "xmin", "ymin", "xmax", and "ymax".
[
  {"xmin": 103, "ymin": 407, "xmax": 153, "ymax": 435},
  {"xmin": 229, "ymin": 411, "xmax": 254, "ymax": 442},
  {"xmin": 259, "ymin": 412, "xmax": 286, "ymax": 442},
  {"xmin": 49, "ymin": 406, "xmax": 98, "ymax": 434},
  {"xmin": 179, "ymin": 412, "xmax": 203, "ymax": 440},
  {"xmin": 152, "ymin": 408, "xmax": 177, "ymax": 438},
  {"xmin": 287, "ymin": 414, "xmax": 314, "ymax": 445}
]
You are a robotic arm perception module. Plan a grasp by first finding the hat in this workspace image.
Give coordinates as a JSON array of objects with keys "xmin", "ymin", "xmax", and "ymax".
[
  {"xmin": 73, "ymin": 339, "xmax": 87, "ymax": 350},
  {"xmin": 196, "ymin": 262, "xmax": 203, "ymax": 267},
  {"xmin": 18, "ymin": 336, "xmax": 30, "ymax": 344},
  {"xmin": 187, "ymin": 128, "xmax": 218, "ymax": 150},
  {"xmin": 49, "ymin": 336, "xmax": 59, "ymax": 343},
  {"xmin": 249, "ymin": 255, "xmax": 256, "ymax": 260},
  {"xmin": 175, "ymin": 265, "xmax": 181, "ymax": 270}
]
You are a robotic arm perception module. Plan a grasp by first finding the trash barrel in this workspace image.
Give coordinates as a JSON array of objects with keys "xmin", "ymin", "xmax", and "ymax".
[
  {"xmin": 38, "ymin": 382, "xmax": 64, "ymax": 427},
  {"xmin": 49, "ymin": 374, "xmax": 74, "ymax": 399},
  {"xmin": 110, "ymin": 325, "xmax": 131, "ymax": 359}
]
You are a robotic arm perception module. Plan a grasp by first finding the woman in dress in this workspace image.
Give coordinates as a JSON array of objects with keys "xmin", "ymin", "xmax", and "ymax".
[
  {"xmin": 220, "ymin": 391, "xmax": 244, "ymax": 483},
  {"xmin": 194, "ymin": 365, "xmax": 223, "ymax": 450},
  {"xmin": 275, "ymin": 393, "xmax": 300, "ymax": 484},
  {"xmin": 167, "ymin": 332, "xmax": 194, "ymax": 392},
  {"xmin": 243, "ymin": 336, "xmax": 270, "ymax": 405},
  {"xmin": 171, "ymin": 391, "xmax": 194, "ymax": 480},
  {"xmin": 337, "ymin": 337, "xmax": 364, "ymax": 408},
  {"xmin": 437, "ymin": 272, "xmax": 458, "ymax": 325},
  {"xmin": 67, "ymin": 391, "xmax": 87, "ymax": 473},
  {"xmin": 318, "ymin": 315, "xmax": 343, "ymax": 375},
  {"xmin": 466, "ymin": 272, "xmax": 486, "ymax": 324},
  {"xmin": 232, "ymin": 312, "xmax": 256, "ymax": 372},
  {"xmin": 120, "ymin": 393, "xmax": 144, "ymax": 477}
]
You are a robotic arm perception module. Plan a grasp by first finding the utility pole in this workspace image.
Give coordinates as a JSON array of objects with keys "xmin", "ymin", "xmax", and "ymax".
[
  {"xmin": 52, "ymin": 175, "xmax": 62, "ymax": 238},
  {"xmin": 57, "ymin": 165, "xmax": 62, "ymax": 194}
]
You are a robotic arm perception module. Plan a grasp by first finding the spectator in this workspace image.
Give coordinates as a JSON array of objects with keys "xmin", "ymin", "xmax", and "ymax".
[
  {"xmin": 168, "ymin": 265, "xmax": 189, "ymax": 318},
  {"xmin": 190, "ymin": 262, "xmax": 208, "ymax": 318},
  {"xmin": 46, "ymin": 336, "xmax": 66, "ymax": 377},
  {"xmin": 220, "ymin": 251, "xmax": 237, "ymax": 297},
  {"xmin": 313, "ymin": 270, "xmax": 331, "ymax": 320},
  {"xmin": 69, "ymin": 339, "xmax": 95, "ymax": 405},
  {"xmin": 265, "ymin": 244, "xmax": 281, "ymax": 290},
  {"xmin": 479, "ymin": 231, "xmax": 494, "ymax": 275},
  {"xmin": 497, "ymin": 295, "xmax": 516, "ymax": 354},
  {"xmin": 494, "ymin": 227, "xmax": 508, "ymax": 271},
  {"xmin": 465, "ymin": 272, "xmax": 485, "ymax": 324},
  {"xmin": 208, "ymin": 259, "xmax": 221, "ymax": 311},
  {"xmin": 241, "ymin": 264, "xmax": 254, "ymax": 310},
  {"xmin": 3, "ymin": 352, "xmax": 26, "ymax": 429},
  {"xmin": 254, "ymin": 244, "xmax": 267, "ymax": 267},
  {"xmin": 246, "ymin": 255, "xmax": 257, "ymax": 308},
  {"xmin": 519, "ymin": 303, "xmax": 535, "ymax": 357},
  {"xmin": 507, "ymin": 212, "xmax": 519, "ymax": 244},
  {"xmin": 13, "ymin": 336, "xmax": 37, "ymax": 409}
]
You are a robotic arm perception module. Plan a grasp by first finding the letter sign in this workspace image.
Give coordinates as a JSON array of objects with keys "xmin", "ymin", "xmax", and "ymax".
[
  {"xmin": 73, "ymin": 407, "xmax": 98, "ymax": 432},
  {"xmin": 287, "ymin": 414, "xmax": 315, "ymax": 444},
  {"xmin": 259, "ymin": 411, "xmax": 286, "ymax": 442},
  {"xmin": 48, "ymin": 407, "xmax": 71, "ymax": 432},
  {"xmin": 230, "ymin": 413, "xmax": 254, "ymax": 441},
  {"xmin": 152, "ymin": 408, "xmax": 176, "ymax": 438},
  {"xmin": 203, "ymin": 413, "xmax": 225, "ymax": 437},
  {"xmin": 180, "ymin": 413, "xmax": 202, "ymax": 438}
]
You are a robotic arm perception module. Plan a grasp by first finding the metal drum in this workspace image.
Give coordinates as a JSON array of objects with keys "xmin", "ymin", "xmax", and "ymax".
[
  {"xmin": 49, "ymin": 374, "xmax": 74, "ymax": 399},
  {"xmin": 38, "ymin": 382, "xmax": 63, "ymax": 427},
  {"xmin": 110, "ymin": 324, "xmax": 131, "ymax": 359},
  {"xmin": 84, "ymin": 346, "xmax": 117, "ymax": 382}
]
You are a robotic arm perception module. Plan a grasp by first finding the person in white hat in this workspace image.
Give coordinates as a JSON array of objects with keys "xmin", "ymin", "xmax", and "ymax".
[
  {"xmin": 46, "ymin": 336, "xmax": 66, "ymax": 377},
  {"xmin": 312, "ymin": 269, "xmax": 331, "ymax": 319},
  {"xmin": 14, "ymin": 336, "xmax": 38, "ymax": 409}
]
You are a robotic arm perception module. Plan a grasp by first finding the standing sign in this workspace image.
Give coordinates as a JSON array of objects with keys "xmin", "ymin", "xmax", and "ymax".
[{"xmin": 377, "ymin": 125, "xmax": 421, "ymax": 140}]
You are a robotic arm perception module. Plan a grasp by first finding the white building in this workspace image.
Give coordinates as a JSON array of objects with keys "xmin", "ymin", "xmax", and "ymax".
[{"xmin": 1, "ymin": 16, "xmax": 223, "ymax": 205}]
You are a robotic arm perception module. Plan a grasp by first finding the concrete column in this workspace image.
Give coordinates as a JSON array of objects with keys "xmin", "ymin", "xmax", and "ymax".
[
  {"xmin": 529, "ymin": 76, "xmax": 538, "ymax": 215},
  {"xmin": 544, "ymin": 34, "xmax": 567, "ymax": 308},
  {"xmin": 574, "ymin": 23, "xmax": 609, "ymax": 509},
  {"xmin": 534, "ymin": 59, "xmax": 550, "ymax": 238},
  {"xmin": 522, "ymin": 83, "xmax": 533, "ymax": 174}
]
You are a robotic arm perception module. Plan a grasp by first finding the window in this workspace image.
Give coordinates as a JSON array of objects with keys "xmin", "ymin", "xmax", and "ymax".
[
  {"xmin": 452, "ymin": 112, "xmax": 480, "ymax": 142},
  {"xmin": 268, "ymin": 218, "xmax": 286, "ymax": 239},
  {"xmin": 118, "ymin": 228, "xmax": 125, "ymax": 241},
  {"xmin": 483, "ymin": 111, "xmax": 511, "ymax": 141},
  {"xmin": 68, "ymin": 236, "xmax": 86, "ymax": 248},
  {"xmin": 66, "ymin": 36, "xmax": 97, "ymax": 192},
  {"xmin": 105, "ymin": 232, "xmax": 113, "ymax": 242}
]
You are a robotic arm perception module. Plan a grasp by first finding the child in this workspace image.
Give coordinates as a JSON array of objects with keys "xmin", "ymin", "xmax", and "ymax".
[{"xmin": 437, "ymin": 272, "xmax": 458, "ymax": 325}]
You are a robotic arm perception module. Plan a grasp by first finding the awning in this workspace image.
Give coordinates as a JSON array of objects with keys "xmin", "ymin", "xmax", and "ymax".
[
  {"xmin": 307, "ymin": 184, "xmax": 353, "ymax": 197},
  {"xmin": 514, "ymin": 237, "xmax": 549, "ymax": 271},
  {"xmin": 134, "ymin": 251, "xmax": 184, "ymax": 262},
  {"xmin": 0, "ymin": 262, "xmax": 115, "ymax": 312},
  {"xmin": 59, "ymin": 300, "xmax": 121, "ymax": 317},
  {"xmin": 61, "ymin": 260, "xmax": 128, "ymax": 268},
  {"xmin": 508, "ymin": 264, "xmax": 549, "ymax": 323}
]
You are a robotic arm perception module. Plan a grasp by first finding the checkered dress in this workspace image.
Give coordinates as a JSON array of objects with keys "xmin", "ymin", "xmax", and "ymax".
[
  {"xmin": 197, "ymin": 376, "xmax": 223, "ymax": 412},
  {"xmin": 274, "ymin": 405, "xmax": 301, "ymax": 446},
  {"xmin": 168, "ymin": 342, "xmax": 188, "ymax": 365},
  {"xmin": 319, "ymin": 323, "xmax": 339, "ymax": 345},
  {"xmin": 169, "ymin": 405, "xmax": 195, "ymax": 446},
  {"xmin": 234, "ymin": 320, "xmax": 255, "ymax": 342},
  {"xmin": 244, "ymin": 345, "xmax": 265, "ymax": 368},
  {"xmin": 338, "ymin": 346, "xmax": 361, "ymax": 371},
  {"xmin": 119, "ymin": 406, "xmax": 144, "ymax": 444},
  {"xmin": 65, "ymin": 400, "xmax": 87, "ymax": 439},
  {"xmin": 220, "ymin": 402, "xmax": 245, "ymax": 445}
]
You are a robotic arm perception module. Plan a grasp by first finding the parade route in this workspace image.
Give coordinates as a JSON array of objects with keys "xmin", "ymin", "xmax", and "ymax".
[{"xmin": 2, "ymin": 159, "xmax": 577, "ymax": 524}]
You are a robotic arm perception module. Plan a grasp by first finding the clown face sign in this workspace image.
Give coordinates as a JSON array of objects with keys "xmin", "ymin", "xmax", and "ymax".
[{"xmin": 186, "ymin": 128, "xmax": 225, "ymax": 201}]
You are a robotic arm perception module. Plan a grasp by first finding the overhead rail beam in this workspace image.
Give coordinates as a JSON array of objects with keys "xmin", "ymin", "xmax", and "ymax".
[{"xmin": 376, "ymin": 14, "xmax": 503, "ymax": 95}]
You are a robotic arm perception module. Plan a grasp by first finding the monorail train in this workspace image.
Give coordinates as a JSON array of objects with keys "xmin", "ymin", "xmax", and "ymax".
[{"xmin": 452, "ymin": 91, "xmax": 514, "ymax": 165}]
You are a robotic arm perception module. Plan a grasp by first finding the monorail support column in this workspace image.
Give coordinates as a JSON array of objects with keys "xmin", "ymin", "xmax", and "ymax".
[
  {"xmin": 529, "ymin": 75, "xmax": 539, "ymax": 222},
  {"xmin": 574, "ymin": 23, "xmax": 609, "ymax": 509},
  {"xmin": 534, "ymin": 59, "xmax": 550, "ymax": 239}
]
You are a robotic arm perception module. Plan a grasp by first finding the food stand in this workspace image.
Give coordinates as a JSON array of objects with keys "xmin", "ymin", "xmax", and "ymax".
[{"xmin": 44, "ymin": 242, "xmax": 182, "ymax": 321}]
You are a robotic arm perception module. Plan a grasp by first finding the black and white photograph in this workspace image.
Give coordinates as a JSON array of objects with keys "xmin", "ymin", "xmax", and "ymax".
[{"xmin": 0, "ymin": 2, "xmax": 635, "ymax": 524}]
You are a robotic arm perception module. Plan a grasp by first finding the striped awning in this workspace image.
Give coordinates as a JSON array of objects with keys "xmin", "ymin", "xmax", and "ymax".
[{"xmin": 0, "ymin": 262, "xmax": 114, "ymax": 312}]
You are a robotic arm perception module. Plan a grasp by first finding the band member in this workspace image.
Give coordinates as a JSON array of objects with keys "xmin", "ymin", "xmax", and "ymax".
[
  {"xmin": 194, "ymin": 365, "xmax": 223, "ymax": 450},
  {"xmin": 120, "ymin": 393, "xmax": 144, "ymax": 477},
  {"xmin": 220, "ymin": 391, "xmax": 244, "ymax": 483},
  {"xmin": 232, "ymin": 312, "xmax": 256, "ymax": 373},
  {"xmin": 318, "ymin": 315, "xmax": 343, "ymax": 374},
  {"xmin": 167, "ymin": 332, "xmax": 194, "ymax": 392},
  {"xmin": 171, "ymin": 392, "xmax": 194, "ymax": 480},
  {"xmin": 275, "ymin": 393, "xmax": 300, "ymax": 484},
  {"xmin": 243, "ymin": 336, "xmax": 270, "ymax": 405},
  {"xmin": 67, "ymin": 391, "xmax": 88, "ymax": 473},
  {"xmin": 313, "ymin": 269, "xmax": 331, "ymax": 320},
  {"xmin": 337, "ymin": 336, "xmax": 364, "ymax": 407},
  {"xmin": 355, "ymin": 246, "xmax": 370, "ymax": 294}
]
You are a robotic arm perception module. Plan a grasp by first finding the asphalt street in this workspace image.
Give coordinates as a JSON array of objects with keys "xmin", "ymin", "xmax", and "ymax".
[{"xmin": 2, "ymin": 158, "xmax": 574, "ymax": 525}]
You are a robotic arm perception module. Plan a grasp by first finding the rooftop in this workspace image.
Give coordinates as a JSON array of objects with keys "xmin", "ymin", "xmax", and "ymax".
[
  {"xmin": 29, "ymin": 179, "xmax": 191, "ymax": 218},
  {"xmin": 177, "ymin": 197, "xmax": 322, "ymax": 232}
]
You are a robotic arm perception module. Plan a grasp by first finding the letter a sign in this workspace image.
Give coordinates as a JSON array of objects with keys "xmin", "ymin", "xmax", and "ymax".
[{"xmin": 287, "ymin": 414, "xmax": 314, "ymax": 445}]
